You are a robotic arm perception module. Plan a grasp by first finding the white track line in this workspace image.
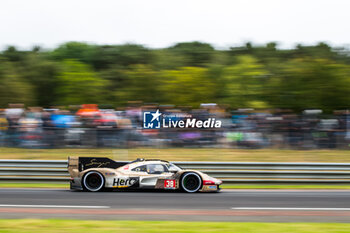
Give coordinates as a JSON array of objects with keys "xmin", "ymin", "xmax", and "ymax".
[
  {"xmin": 232, "ymin": 207, "xmax": 350, "ymax": 211},
  {"xmin": 0, "ymin": 204, "xmax": 110, "ymax": 209}
]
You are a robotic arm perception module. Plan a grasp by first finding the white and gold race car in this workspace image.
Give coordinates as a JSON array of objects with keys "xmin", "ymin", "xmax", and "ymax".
[{"xmin": 68, "ymin": 157, "xmax": 222, "ymax": 193}]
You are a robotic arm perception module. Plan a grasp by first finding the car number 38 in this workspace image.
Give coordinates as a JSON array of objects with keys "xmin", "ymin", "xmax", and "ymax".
[{"xmin": 164, "ymin": 179, "xmax": 176, "ymax": 189}]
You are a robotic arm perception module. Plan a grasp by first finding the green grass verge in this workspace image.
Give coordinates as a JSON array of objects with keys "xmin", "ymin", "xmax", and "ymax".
[
  {"xmin": 0, "ymin": 219, "xmax": 349, "ymax": 233},
  {"xmin": 1, "ymin": 183, "xmax": 350, "ymax": 190},
  {"xmin": 1, "ymin": 147, "xmax": 350, "ymax": 162}
]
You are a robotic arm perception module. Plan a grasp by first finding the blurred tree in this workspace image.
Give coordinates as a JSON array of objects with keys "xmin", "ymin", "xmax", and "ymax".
[
  {"xmin": 52, "ymin": 42, "xmax": 97, "ymax": 64},
  {"xmin": 161, "ymin": 67, "xmax": 216, "ymax": 106},
  {"xmin": 90, "ymin": 44, "xmax": 153, "ymax": 70},
  {"xmin": 20, "ymin": 53, "xmax": 60, "ymax": 107},
  {"xmin": 100, "ymin": 65, "xmax": 160, "ymax": 105},
  {"xmin": 0, "ymin": 61, "xmax": 34, "ymax": 107},
  {"xmin": 223, "ymin": 55, "xmax": 269, "ymax": 108},
  {"xmin": 168, "ymin": 42, "xmax": 214, "ymax": 67},
  {"xmin": 294, "ymin": 42, "xmax": 336, "ymax": 59},
  {"xmin": 266, "ymin": 58, "xmax": 350, "ymax": 111},
  {"xmin": 152, "ymin": 49, "xmax": 187, "ymax": 70},
  {"xmin": 99, "ymin": 66, "xmax": 128, "ymax": 94},
  {"xmin": 55, "ymin": 60, "xmax": 108, "ymax": 105},
  {"xmin": 32, "ymin": 46, "xmax": 41, "ymax": 53},
  {"xmin": 207, "ymin": 65, "xmax": 227, "ymax": 101},
  {"xmin": 0, "ymin": 41, "xmax": 349, "ymax": 111},
  {"xmin": 2, "ymin": 46, "xmax": 25, "ymax": 62},
  {"xmin": 123, "ymin": 65, "xmax": 161, "ymax": 103},
  {"xmin": 228, "ymin": 42, "xmax": 285, "ymax": 65}
]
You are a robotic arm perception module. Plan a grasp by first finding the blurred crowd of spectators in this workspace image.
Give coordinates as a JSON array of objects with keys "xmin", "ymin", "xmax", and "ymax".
[{"xmin": 0, "ymin": 103, "xmax": 350, "ymax": 149}]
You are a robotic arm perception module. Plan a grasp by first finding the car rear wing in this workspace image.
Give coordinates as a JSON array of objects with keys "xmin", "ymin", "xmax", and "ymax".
[{"xmin": 68, "ymin": 156, "xmax": 128, "ymax": 174}]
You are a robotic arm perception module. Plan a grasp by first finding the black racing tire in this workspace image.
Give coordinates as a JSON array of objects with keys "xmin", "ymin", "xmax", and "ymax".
[
  {"xmin": 82, "ymin": 171, "xmax": 105, "ymax": 192},
  {"xmin": 180, "ymin": 172, "xmax": 202, "ymax": 193}
]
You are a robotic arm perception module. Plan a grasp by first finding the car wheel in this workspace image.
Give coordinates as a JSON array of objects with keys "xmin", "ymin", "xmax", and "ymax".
[
  {"xmin": 181, "ymin": 172, "xmax": 202, "ymax": 193},
  {"xmin": 83, "ymin": 171, "xmax": 105, "ymax": 192}
]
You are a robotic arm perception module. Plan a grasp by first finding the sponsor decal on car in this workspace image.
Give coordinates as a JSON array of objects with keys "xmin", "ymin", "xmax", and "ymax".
[
  {"xmin": 85, "ymin": 158, "xmax": 110, "ymax": 168},
  {"xmin": 113, "ymin": 177, "xmax": 139, "ymax": 188},
  {"xmin": 104, "ymin": 172, "xmax": 115, "ymax": 176},
  {"xmin": 202, "ymin": 185, "xmax": 218, "ymax": 191},
  {"xmin": 164, "ymin": 179, "xmax": 176, "ymax": 189}
]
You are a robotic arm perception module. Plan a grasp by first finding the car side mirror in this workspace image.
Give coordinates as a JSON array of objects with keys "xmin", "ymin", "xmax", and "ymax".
[{"xmin": 168, "ymin": 168, "xmax": 178, "ymax": 173}]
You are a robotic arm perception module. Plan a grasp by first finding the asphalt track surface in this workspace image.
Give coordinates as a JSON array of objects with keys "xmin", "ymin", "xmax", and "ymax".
[{"xmin": 0, "ymin": 188, "xmax": 350, "ymax": 222}]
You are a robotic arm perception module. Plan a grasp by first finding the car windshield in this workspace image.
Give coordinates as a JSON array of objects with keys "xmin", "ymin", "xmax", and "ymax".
[
  {"xmin": 166, "ymin": 163, "xmax": 182, "ymax": 172},
  {"xmin": 147, "ymin": 164, "xmax": 166, "ymax": 174}
]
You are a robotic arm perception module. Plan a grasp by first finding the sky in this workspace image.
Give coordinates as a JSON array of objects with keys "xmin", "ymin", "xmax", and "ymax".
[{"xmin": 0, "ymin": 0, "xmax": 349, "ymax": 50}]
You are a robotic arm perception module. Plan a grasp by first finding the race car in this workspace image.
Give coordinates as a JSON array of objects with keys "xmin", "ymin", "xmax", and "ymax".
[{"xmin": 68, "ymin": 157, "xmax": 222, "ymax": 193}]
